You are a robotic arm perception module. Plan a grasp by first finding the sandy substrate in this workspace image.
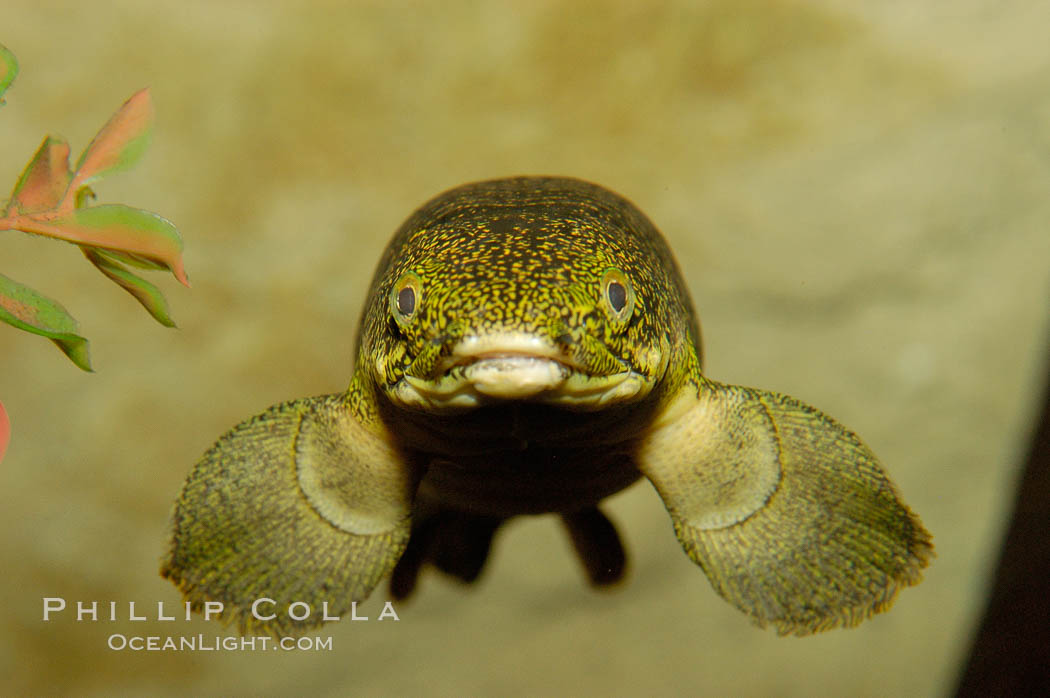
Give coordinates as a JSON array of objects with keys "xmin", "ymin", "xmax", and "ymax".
[{"xmin": 1, "ymin": 1, "xmax": 1048, "ymax": 695}]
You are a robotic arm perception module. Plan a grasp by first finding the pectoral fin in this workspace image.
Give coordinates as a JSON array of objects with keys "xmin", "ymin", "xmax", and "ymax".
[
  {"xmin": 637, "ymin": 380, "xmax": 933, "ymax": 635},
  {"xmin": 162, "ymin": 394, "xmax": 418, "ymax": 636}
]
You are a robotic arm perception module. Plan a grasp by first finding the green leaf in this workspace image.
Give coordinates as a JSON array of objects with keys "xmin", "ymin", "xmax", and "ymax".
[
  {"xmin": 14, "ymin": 204, "xmax": 188, "ymax": 286},
  {"xmin": 0, "ymin": 272, "xmax": 91, "ymax": 371},
  {"xmin": 83, "ymin": 248, "xmax": 176, "ymax": 327},
  {"xmin": 70, "ymin": 88, "xmax": 153, "ymax": 192},
  {"xmin": 0, "ymin": 44, "xmax": 17, "ymax": 105},
  {"xmin": 4, "ymin": 136, "xmax": 72, "ymax": 216},
  {"xmin": 91, "ymin": 247, "xmax": 168, "ymax": 272}
]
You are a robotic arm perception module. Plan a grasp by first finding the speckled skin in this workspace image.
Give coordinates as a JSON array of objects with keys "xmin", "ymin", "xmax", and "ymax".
[
  {"xmin": 163, "ymin": 176, "xmax": 931, "ymax": 638},
  {"xmin": 353, "ymin": 177, "xmax": 700, "ymax": 515},
  {"xmin": 359, "ymin": 176, "xmax": 701, "ymax": 393}
]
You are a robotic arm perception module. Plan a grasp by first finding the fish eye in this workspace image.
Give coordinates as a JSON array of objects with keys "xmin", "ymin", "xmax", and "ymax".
[
  {"xmin": 397, "ymin": 287, "xmax": 415, "ymax": 315},
  {"xmin": 607, "ymin": 280, "xmax": 627, "ymax": 313},
  {"xmin": 601, "ymin": 268, "xmax": 635, "ymax": 324},
  {"xmin": 390, "ymin": 272, "xmax": 422, "ymax": 327}
]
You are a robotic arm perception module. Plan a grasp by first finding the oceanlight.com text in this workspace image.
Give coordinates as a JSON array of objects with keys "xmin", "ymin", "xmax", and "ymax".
[{"xmin": 106, "ymin": 634, "xmax": 333, "ymax": 652}]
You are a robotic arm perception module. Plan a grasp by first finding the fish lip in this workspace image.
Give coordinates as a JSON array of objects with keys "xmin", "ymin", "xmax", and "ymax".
[
  {"xmin": 390, "ymin": 332, "xmax": 649, "ymax": 411},
  {"xmin": 436, "ymin": 333, "xmax": 581, "ymax": 373},
  {"xmin": 424, "ymin": 333, "xmax": 578, "ymax": 401}
]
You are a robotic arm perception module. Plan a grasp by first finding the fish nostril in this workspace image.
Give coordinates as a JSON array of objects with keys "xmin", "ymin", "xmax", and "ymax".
[{"xmin": 546, "ymin": 318, "xmax": 574, "ymax": 346}]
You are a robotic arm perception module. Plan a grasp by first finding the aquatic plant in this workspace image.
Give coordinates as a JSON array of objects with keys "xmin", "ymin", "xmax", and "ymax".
[{"xmin": 0, "ymin": 42, "xmax": 186, "ymax": 462}]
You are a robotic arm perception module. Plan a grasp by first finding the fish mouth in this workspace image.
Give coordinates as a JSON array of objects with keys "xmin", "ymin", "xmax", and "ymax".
[{"xmin": 389, "ymin": 333, "xmax": 650, "ymax": 411}]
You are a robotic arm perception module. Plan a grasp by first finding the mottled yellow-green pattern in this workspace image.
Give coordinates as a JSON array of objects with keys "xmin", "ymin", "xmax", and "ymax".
[
  {"xmin": 355, "ymin": 177, "xmax": 701, "ymax": 402},
  {"xmin": 162, "ymin": 394, "xmax": 416, "ymax": 636},
  {"xmin": 638, "ymin": 383, "xmax": 933, "ymax": 634},
  {"xmin": 163, "ymin": 175, "xmax": 931, "ymax": 638}
]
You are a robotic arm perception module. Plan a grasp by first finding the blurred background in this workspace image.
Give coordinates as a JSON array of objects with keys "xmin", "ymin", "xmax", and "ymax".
[{"xmin": 2, "ymin": 1, "xmax": 1048, "ymax": 695}]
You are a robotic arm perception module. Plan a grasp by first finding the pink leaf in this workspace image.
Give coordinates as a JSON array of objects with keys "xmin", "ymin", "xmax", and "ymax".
[
  {"xmin": 13, "ymin": 204, "xmax": 188, "ymax": 286},
  {"xmin": 67, "ymin": 88, "xmax": 154, "ymax": 200},
  {"xmin": 0, "ymin": 400, "xmax": 9, "ymax": 464},
  {"xmin": 4, "ymin": 136, "xmax": 72, "ymax": 215}
]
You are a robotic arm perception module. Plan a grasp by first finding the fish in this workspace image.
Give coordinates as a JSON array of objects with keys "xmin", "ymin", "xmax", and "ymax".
[{"xmin": 162, "ymin": 176, "xmax": 932, "ymax": 636}]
